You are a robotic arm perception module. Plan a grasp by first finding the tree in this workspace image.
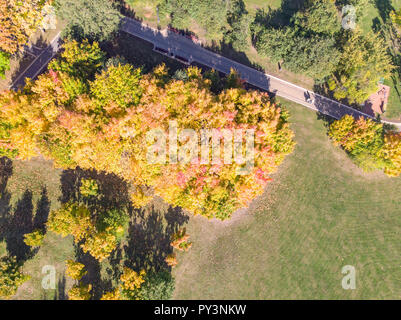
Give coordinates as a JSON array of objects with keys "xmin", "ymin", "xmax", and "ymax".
[
  {"xmin": 47, "ymin": 202, "xmax": 127, "ymax": 261},
  {"xmin": 0, "ymin": 0, "xmax": 51, "ymax": 54},
  {"xmin": 139, "ymin": 270, "xmax": 175, "ymax": 300},
  {"xmin": 90, "ymin": 64, "xmax": 143, "ymax": 111},
  {"xmin": 254, "ymin": 26, "xmax": 340, "ymax": 80},
  {"xmin": 65, "ymin": 260, "xmax": 87, "ymax": 281},
  {"xmin": 68, "ymin": 283, "xmax": 92, "ymax": 300},
  {"xmin": 1, "ymin": 41, "xmax": 296, "ymax": 220},
  {"xmin": 293, "ymin": 0, "xmax": 341, "ymax": 36},
  {"xmin": 120, "ymin": 268, "xmax": 146, "ymax": 300},
  {"xmin": 224, "ymin": 0, "xmax": 250, "ymax": 51},
  {"xmin": 159, "ymin": 0, "xmax": 229, "ymax": 42},
  {"xmin": 79, "ymin": 178, "xmax": 99, "ymax": 198},
  {"xmin": 328, "ymin": 29, "xmax": 394, "ymax": 104},
  {"xmin": 55, "ymin": 0, "xmax": 121, "ymax": 42},
  {"xmin": 99, "ymin": 268, "xmax": 174, "ymax": 300},
  {"xmin": 23, "ymin": 230, "xmax": 45, "ymax": 247},
  {"xmin": 0, "ymin": 256, "xmax": 30, "ymax": 299},
  {"xmin": 170, "ymin": 228, "xmax": 192, "ymax": 251},
  {"xmin": 329, "ymin": 115, "xmax": 401, "ymax": 176},
  {"xmin": 101, "ymin": 288, "xmax": 121, "ymax": 300},
  {"xmin": 0, "ymin": 51, "xmax": 10, "ymax": 78},
  {"xmin": 381, "ymin": 132, "xmax": 401, "ymax": 177},
  {"xmin": 48, "ymin": 39, "xmax": 106, "ymax": 81}
]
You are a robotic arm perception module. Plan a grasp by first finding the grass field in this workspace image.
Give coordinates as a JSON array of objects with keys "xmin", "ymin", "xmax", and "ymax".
[{"xmin": 172, "ymin": 98, "xmax": 401, "ymax": 299}]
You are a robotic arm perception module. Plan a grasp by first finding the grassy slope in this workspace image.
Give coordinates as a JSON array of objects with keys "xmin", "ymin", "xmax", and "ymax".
[{"xmin": 173, "ymin": 98, "xmax": 401, "ymax": 299}]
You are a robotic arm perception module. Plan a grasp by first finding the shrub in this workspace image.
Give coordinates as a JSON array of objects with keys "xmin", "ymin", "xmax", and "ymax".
[
  {"xmin": 23, "ymin": 230, "xmax": 45, "ymax": 247},
  {"xmin": 0, "ymin": 256, "xmax": 30, "ymax": 299}
]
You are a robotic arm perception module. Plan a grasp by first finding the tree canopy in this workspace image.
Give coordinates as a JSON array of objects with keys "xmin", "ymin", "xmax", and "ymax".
[
  {"xmin": 55, "ymin": 0, "xmax": 121, "ymax": 42},
  {"xmin": 0, "ymin": 40, "xmax": 295, "ymax": 220},
  {"xmin": 0, "ymin": 0, "xmax": 51, "ymax": 54}
]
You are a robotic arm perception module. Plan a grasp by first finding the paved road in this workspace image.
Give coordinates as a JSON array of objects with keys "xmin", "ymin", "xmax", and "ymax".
[
  {"xmin": 10, "ymin": 32, "xmax": 61, "ymax": 90},
  {"xmin": 121, "ymin": 17, "xmax": 401, "ymax": 130}
]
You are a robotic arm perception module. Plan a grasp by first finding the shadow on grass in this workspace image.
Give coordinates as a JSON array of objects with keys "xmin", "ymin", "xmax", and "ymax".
[
  {"xmin": 0, "ymin": 157, "xmax": 51, "ymax": 263},
  {"xmin": 374, "ymin": 0, "xmax": 394, "ymax": 23},
  {"xmin": 123, "ymin": 202, "xmax": 189, "ymax": 273}
]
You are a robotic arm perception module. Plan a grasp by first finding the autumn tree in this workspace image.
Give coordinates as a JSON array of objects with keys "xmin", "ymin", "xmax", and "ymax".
[
  {"xmin": 0, "ymin": 256, "xmax": 30, "ymax": 299},
  {"xmin": 100, "ymin": 268, "xmax": 174, "ymax": 300},
  {"xmin": 47, "ymin": 202, "xmax": 127, "ymax": 261},
  {"xmin": 23, "ymin": 230, "xmax": 45, "ymax": 247},
  {"xmin": 68, "ymin": 283, "xmax": 92, "ymax": 300},
  {"xmin": 0, "ymin": 0, "xmax": 51, "ymax": 54},
  {"xmin": 329, "ymin": 115, "xmax": 401, "ymax": 175},
  {"xmin": 65, "ymin": 260, "xmax": 87, "ymax": 281},
  {"xmin": 0, "ymin": 40, "xmax": 296, "ymax": 220},
  {"xmin": 170, "ymin": 228, "xmax": 192, "ymax": 251}
]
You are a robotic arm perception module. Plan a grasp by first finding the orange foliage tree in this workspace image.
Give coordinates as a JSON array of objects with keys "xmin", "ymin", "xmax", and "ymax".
[
  {"xmin": 0, "ymin": 40, "xmax": 295, "ymax": 220},
  {"xmin": 329, "ymin": 115, "xmax": 401, "ymax": 176}
]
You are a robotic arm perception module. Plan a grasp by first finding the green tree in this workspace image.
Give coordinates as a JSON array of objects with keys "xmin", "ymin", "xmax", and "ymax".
[
  {"xmin": 48, "ymin": 39, "xmax": 106, "ymax": 81},
  {"xmin": 254, "ymin": 27, "xmax": 340, "ymax": 80},
  {"xmin": 159, "ymin": 0, "xmax": 229, "ymax": 42},
  {"xmin": 328, "ymin": 29, "xmax": 394, "ymax": 104},
  {"xmin": 293, "ymin": 0, "xmax": 341, "ymax": 36},
  {"xmin": 0, "ymin": 50, "xmax": 10, "ymax": 79},
  {"xmin": 224, "ymin": 0, "xmax": 250, "ymax": 51},
  {"xmin": 55, "ymin": 0, "xmax": 121, "ymax": 42},
  {"xmin": 139, "ymin": 270, "xmax": 175, "ymax": 300}
]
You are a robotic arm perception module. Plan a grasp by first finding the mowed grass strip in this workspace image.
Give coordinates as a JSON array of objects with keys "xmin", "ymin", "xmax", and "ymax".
[{"xmin": 173, "ymin": 98, "xmax": 401, "ymax": 299}]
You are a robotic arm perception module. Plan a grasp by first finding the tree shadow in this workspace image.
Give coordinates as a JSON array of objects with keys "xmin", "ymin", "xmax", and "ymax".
[
  {"xmin": 374, "ymin": 0, "xmax": 394, "ymax": 23},
  {"xmin": 0, "ymin": 157, "xmax": 13, "ymax": 250},
  {"xmin": 10, "ymin": 34, "xmax": 52, "ymax": 90},
  {"xmin": 59, "ymin": 167, "xmax": 132, "ymax": 298},
  {"xmin": 33, "ymin": 187, "xmax": 50, "ymax": 232},
  {"xmin": 123, "ymin": 200, "xmax": 189, "ymax": 273},
  {"xmin": 4, "ymin": 187, "xmax": 51, "ymax": 263},
  {"xmin": 76, "ymin": 247, "xmax": 108, "ymax": 300},
  {"xmin": 0, "ymin": 157, "xmax": 51, "ymax": 263},
  {"xmin": 53, "ymin": 275, "xmax": 67, "ymax": 300},
  {"xmin": 5, "ymin": 190, "xmax": 34, "ymax": 262},
  {"xmin": 59, "ymin": 167, "xmax": 131, "ymax": 210}
]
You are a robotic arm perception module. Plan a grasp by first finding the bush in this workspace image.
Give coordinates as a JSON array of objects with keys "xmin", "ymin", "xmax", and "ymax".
[
  {"xmin": 139, "ymin": 270, "xmax": 175, "ymax": 300},
  {"xmin": 55, "ymin": 0, "xmax": 121, "ymax": 42},
  {"xmin": 0, "ymin": 51, "xmax": 10, "ymax": 79},
  {"xmin": 0, "ymin": 256, "xmax": 30, "ymax": 299},
  {"xmin": 23, "ymin": 230, "xmax": 45, "ymax": 247}
]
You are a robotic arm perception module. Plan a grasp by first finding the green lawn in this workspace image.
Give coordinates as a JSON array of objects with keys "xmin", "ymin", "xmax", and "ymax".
[{"xmin": 173, "ymin": 98, "xmax": 401, "ymax": 299}]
